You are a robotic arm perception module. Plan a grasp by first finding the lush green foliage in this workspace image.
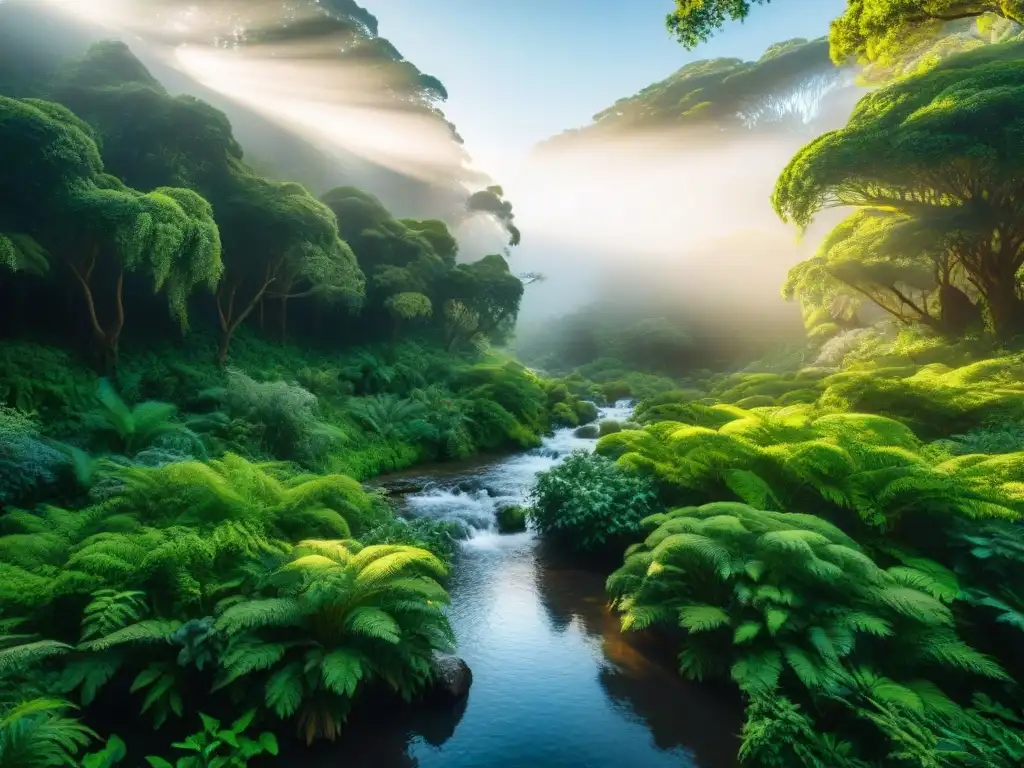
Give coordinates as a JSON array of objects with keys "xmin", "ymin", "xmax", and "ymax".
[
  {"xmin": 776, "ymin": 42, "xmax": 1024, "ymax": 340},
  {"xmin": 592, "ymin": 334, "xmax": 1024, "ymax": 764},
  {"xmin": 145, "ymin": 711, "xmax": 277, "ymax": 767},
  {"xmin": 529, "ymin": 451, "xmax": 658, "ymax": 553}
]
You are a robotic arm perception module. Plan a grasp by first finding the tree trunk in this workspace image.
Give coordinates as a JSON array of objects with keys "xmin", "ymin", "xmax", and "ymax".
[
  {"xmin": 984, "ymin": 278, "xmax": 1024, "ymax": 339},
  {"xmin": 215, "ymin": 273, "xmax": 275, "ymax": 365},
  {"xmin": 67, "ymin": 249, "xmax": 124, "ymax": 372},
  {"xmin": 217, "ymin": 327, "xmax": 233, "ymax": 366},
  {"xmin": 938, "ymin": 284, "xmax": 984, "ymax": 337}
]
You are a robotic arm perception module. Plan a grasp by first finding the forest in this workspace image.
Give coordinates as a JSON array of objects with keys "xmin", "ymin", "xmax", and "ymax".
[{"xmin": 3, "ymin": 0, "xmax": 1024, "ymax": 766}]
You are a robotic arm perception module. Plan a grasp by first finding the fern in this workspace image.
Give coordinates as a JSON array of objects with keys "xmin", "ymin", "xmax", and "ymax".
[
  {"xmin": 211, "ymin": 539, "xmax": 453, "ymax": 743},
  {"xmin": 0, "ymin": 699, "xmax": 97, "ymax": 768}
]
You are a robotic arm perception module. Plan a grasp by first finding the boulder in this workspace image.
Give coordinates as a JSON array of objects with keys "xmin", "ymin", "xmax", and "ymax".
[
  {"xmin": 495, "ymin": 504, "xmax": 528, "ymax": 533},
  {"xmin": 429, "ymin": 654, "xmax": 473, "ymax": 701}
]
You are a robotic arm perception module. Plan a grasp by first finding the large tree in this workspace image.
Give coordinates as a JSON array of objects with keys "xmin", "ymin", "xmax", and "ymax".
[
  {"xmin": 442, "ymin": 255, "xmax": 525, "ymax": 351},
  {"xmin": 215, "ymin": 175, "xmax": 364, "ymax": 362},
  {"xmin": 664, "ymin": 1, "xmax": 1023, "ymax": 64},
  {"xmin": 320, "ymin": 186, "xmax": 454, "ymax": 340},
  {"xmin": 0, "ymin": 96, "xmax": 223, "ymax": 364},
  {"xmin": 782, "ymin": 210, "xmax": 983, "ymax": 337},
  {"xmin": 773, "ymin": 42, "xmax": 1024, "ymax": 338}
]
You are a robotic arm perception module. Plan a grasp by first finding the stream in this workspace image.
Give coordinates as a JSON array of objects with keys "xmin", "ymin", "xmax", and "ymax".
[{"xmin": 297, "ymin": 402, "xmax": 741, "ymax": 767}]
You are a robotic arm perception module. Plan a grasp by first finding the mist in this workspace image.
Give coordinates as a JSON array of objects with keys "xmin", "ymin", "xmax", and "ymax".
[{"xmin": 505, "ymin": 78, "xmax": 863, "ymax": 360}]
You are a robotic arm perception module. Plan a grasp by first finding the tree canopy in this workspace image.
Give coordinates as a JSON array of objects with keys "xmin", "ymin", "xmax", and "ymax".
[
  {"xmin": 538, "ymin": 36, "xmax": 842, "ymax": 145},
  {"xmin": 774, "ymin": 41, "xmax": 1024, "ymax": 338},
  {"xmin": 665, "ymin": 1, "xmax": 1024, "ymax": 69},
  {"xmin": 0, "ymin": 95, "xmax": 223, "ymax": 362}
]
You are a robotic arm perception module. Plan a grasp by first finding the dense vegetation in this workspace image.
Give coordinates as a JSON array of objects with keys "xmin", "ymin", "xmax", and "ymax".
[
  {"xmin": 0, "ymin": 15, "xmax": 597, "ymax": 763},
  {"xmin": 522, "ymin": 8, "xmax": 1024, "ymax": 766},
  {"xmin": 7, "ymin": 0, "xmax": 1024, "ymax": 765}
]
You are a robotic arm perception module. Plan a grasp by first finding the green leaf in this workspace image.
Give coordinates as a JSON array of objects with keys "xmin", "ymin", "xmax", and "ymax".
[
  {"xmin": 764, "ymin": 608, "xmax": 789, "ymax": 636},
  {"xmin": 199, "ymin": 712, "xmax": 220, "ymax": 735},
  {"xmin": 321, "ymin": 649, "xmax": 365, "ymax": 698},
  {"xmin": 677, "ymin": 605, "xmax": 730, "ymax": 633},
  {"xmin": 733, "ymin": 621, "xmax": 762, "ymax": 644},
  {"xmin": 229, "ymin": 709, "xmax": 256, "ymax": 734},
  {"xmin": 259, "ymin": 732, "xmax": 279, "ymax": 755},
  {"xmin": 731, "ymin": 649, "xmax": 783, "ymax": 692},
  {"xmin": 145, "ymin": 759, "xmax": 174, "ymax": 768},
  {"xmin": 265, "ymin": 662, "xmax": 304, "ymax": 718},
  {"xmin": 130, "ymin": 666, "xmax": 163, "ymax": 692}
]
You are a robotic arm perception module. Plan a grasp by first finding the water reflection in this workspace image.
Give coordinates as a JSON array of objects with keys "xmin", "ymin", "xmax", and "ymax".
[{"xmin": 534, "ymin": 544, "xmax": 742, "ymax": 766}]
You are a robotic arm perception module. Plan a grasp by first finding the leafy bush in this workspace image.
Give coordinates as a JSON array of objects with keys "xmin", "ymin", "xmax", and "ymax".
[
  {"xmin": 0, "ymin": 698, "xmax": 98, "ymax": 768},
  {"xmin": 598, "ymin": 419, "xmax": 623, "ymax": 436},
  {"xmin": 214, "ymin": 540, "xmax": 453, "ymax": 743},
  {"xmin": 0, "ymin": 407, "xmax": 66, "ymax": 504},
  {"xmin": 0, "ymin": 342, "xmax": 95, "ymax": 437},
  {"xmin": 83, "ymin": 379, "xmax": 209, "ymax": 458},
  {"xmin": 550, "ymin": 402, "xmax": 579, "ymax": 427},
  {"xmin": 608, "ymin": 502, "xmax": 1001, "ymax": 691},
  {"xmin": 595, "ymin": 408, "xmax": 1024, "ymax": 547},
  {"xmin": 573, "ymin": 425, "xmax": 600, "ymax": 439},
  {"xmin": 145, "ymin": 710, "xmax": 277, "ymax": 767},
  {"xmin": 528, "ymin": 451, "xmax": 658, "ymax": 552},
  {"xmin": 211, "ymin": 369, "xmax": 345, "ymax": 466},
  {"xmin": 358, "ymin": 516, "xmax": 465, "ymax": 563},
  {"xmin": 610, "ymin": 502, "xmax": 1013, "ymax": 764}
]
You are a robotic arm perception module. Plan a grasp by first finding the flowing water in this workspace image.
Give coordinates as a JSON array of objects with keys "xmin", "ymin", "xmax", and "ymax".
[{"xmin": 296, "ymin": 403, "xmax": 741, "ymax": 767}]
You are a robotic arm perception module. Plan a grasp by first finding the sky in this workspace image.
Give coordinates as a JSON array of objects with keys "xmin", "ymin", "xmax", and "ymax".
[{"xmin": 365, "ymin": 0, "xmax": 848, "ymax": 182}]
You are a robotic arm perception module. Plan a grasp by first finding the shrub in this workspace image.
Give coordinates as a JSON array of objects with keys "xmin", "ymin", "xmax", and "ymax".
[
  {"xmin": 528, "ymin": 451, "xmax": 658, "ymax": 553},
  {"xmin": 575, "ymin": 400, "xmax": 599, "ymax": 424},
  {"xmin": 211, "ymin": 369, "xmax": 344, "ymax": 466},
  {"xmin": 358, "ymin": 516, "xmax": 466, "ymax": 563},
  {"xmin": 0, "ymin": 406, "xmax": 67, "ymax": 504},
  {"xmin": 608, "ymin": 502, "xmax": 1001, "ymax": 691},
  {"xmin": 550, "ymin": 402, "xmax": 579, "ymax": 428},
  {"xmin": 598, "ymin": 419, "xmax": 623, "ymax": 436},
  {"xmin": 573, "ymin": 425, "xmax": 599, "ymax": 439}
]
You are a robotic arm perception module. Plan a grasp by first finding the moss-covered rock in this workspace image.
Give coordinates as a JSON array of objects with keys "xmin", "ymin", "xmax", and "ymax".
[
  {"xmin": 496, "ymin": 504, "xmax": 528, "ymax": 533},
  {"xmin": 574, "ymin": 424, "xmax": 600, "ymax": 439}
]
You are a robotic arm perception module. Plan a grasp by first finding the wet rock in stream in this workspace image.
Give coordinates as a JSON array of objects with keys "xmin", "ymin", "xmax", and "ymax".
[{"xmin": 428, "ymin": 654, "xmax": 473, "ymax": 701}]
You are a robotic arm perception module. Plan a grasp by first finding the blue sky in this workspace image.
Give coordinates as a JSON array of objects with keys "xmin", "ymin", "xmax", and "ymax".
[{"xmin": 366, "ymin": 0, "xmax": 847, "ymax": 178}]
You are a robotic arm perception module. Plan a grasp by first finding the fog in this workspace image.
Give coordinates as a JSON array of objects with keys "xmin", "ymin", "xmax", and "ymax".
[
  {"xmin": 504, "ymin": 77, "xmax": 863, "ymax": 351},
  {"xmin": 13, "ymin": 0, "xmax": 866, "ymax": 354}
]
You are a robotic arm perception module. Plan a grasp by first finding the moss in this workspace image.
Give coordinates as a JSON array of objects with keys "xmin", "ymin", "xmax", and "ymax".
[
  {"xmin": 550, "ymin": 401, "xmax": 579, "ymax": 427},
  {"xmin": 496, "ymin": 504, "xmax": 528, "ymax": 533},
  {"xmin": 574, "ymin": 424, "xmax": 600, "ymax": 439},
  {"xmin": 598, "ymin": 419, "xmax": 623, "ymax": 436}
]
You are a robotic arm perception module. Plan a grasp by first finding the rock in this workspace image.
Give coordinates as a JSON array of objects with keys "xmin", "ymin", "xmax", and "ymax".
[
  {"xmin": 573, "ymin": 424, "xmax": 599, "ymax": 439},
  {"xmin": 456, "ymin": 479, "xmax": 484, "ymax": 494},
  {"xmin": 496, "ymin": 504, "xmax": 528, "ymax": 533},
  {"xmin": 429, "ymin": 654, "xmax": 473, "ymax": 701},
  {"xmin": 379, "ymin": 482, "xmax": 425, "ymax": 496}
]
